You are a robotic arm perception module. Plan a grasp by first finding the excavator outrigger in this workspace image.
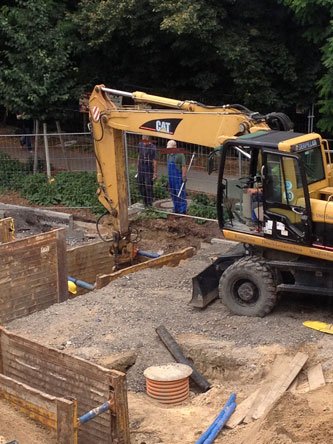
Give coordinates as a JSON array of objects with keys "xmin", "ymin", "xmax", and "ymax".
[{"xmin": 89, "ymin": 84, "xmax": 333, "ymax": 316}]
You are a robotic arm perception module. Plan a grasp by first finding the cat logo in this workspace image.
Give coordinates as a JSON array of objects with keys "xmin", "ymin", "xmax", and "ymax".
[
  {"xmin": 156, "ymin": 120, "xmax": 171, "ymax": 133},
  {"xmin": 139, "ymin": 118, "xmax": 182, "ymax": 135}
]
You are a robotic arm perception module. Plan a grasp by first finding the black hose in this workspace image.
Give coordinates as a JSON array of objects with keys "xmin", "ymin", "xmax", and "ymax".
[
  {"xmin": 156, "ymin": 325, "xmax": 211, "ymax": 392},
  {"xmin": 96, "ymin": 211, "xmax": 114, "ymax": 243}
]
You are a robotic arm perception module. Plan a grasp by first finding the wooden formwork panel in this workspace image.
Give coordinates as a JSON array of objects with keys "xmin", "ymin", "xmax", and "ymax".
[
  {"xmin": 0, "ymin": 217, "xmax": 15, "ymax": 243},
  {"xmin": 0, "ymin": 328, "xmax": 130, "ymax": 444},
  {"xmin": 0, "ymin": 373, "xmax": 77, "ymax": 443},
  {"xmin": 67, "ymin": 241, "xmax": 114, "ymax": 292},
  {"xmin": 0, "ymin": 228, "xmax": 68, "ymax": 324}
]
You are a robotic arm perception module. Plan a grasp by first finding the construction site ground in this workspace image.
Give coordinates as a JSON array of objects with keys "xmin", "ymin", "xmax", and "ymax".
[{"xmin": 2, "ymin": 196, "xmax": 333, "ymax": 443}]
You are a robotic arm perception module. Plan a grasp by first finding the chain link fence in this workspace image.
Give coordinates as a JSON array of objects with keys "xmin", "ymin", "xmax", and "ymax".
[{"xmin": 0, "ymin": 108, "xmax": 324, "ymax": 220}]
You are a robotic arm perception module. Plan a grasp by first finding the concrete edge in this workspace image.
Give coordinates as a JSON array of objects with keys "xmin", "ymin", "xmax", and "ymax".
[{"xmin": 0, "ymin": 204, "xmax": 74, "ymax": 229}]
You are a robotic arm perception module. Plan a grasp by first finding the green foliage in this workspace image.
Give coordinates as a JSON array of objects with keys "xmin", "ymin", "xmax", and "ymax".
[
  {"xmin": 0, "ymin": 152, "xmax": 27, "ymax": 190},
  {"xmin": 128, "ymin": 169, "xmax": 141, "ymax": 204},
  {"xmin": 282, "ymin": 0, "xmax": 333, "ymax": 131},
  {"xmin": 188, "ymin": 193, "xmax": 217, "ymax": 224},
  {"xmin": 128, "ymin": 170, "xmax": 169, "ymax": 204},
  {"xmin": 132, "ymin": 207, "xmax": 167, "ymax": 221},
  {"xmin": 0, "ymin": 0, "xmax": 77, "ymax": 120},
  {"xmin": 0, "ymin": 155, "xmax": 104, "ymax": 213},
  {"xmin": 153, "ymin": 174, "xmax": 169, "ymax": 199},
  {"xmin": 20, "ymin": 174, "xmax": 61, "ymax": 205}
]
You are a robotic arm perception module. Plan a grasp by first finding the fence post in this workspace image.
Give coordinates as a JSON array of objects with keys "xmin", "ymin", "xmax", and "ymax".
[
  {"xmin": 123, "ymin": 132, "xmax": 131, "ymax": 206},
  {"xmin": 33, "ymin": 120, "xmax": 39, "ymax": 174},
  {"xmin": 43, "ymin": 122, "xmax": 51, "ymax": 179},
  {"xmin": 307, "ymin": 103, "xmax": 315, "ymax": 133},
  {"xmin": 238, "ymin": 151, "xmax": 242, "ymax": 176},
  {"xmin": 56, "ymin": 120, "xmax": 71, "ymax": 171}
]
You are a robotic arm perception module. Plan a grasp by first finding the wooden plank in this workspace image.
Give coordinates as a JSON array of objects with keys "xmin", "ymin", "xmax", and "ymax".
[
  {"xmin": 0, "ymin": 228, "xmax": 68, "ymax": 325},
  {"xmin": 1, "ymin": 329, "xmax": 117, "ymax": 382},
  {"xmin": 0, "ymin": 373, "xmax": 58, "ymax": 429},
  {"xmin": 109, "ymin": 373, "xmax": 130, "ymax": 443},
  {"xmin": 0, "ymin": 218, "xmax": 15, "ymax": 243},
  {"xmin": 1, "ymin": 328, "xmax": 130, "ymax": 444},
  {"xmin": 288, "ymin": 376, "xmax": 298, "ymax": 393},
  {"xmin": 96, "ymin": 247, "xmax": 195, "ymax": 289},
  {"xmin": 226, "ymin": 389, "xmax": 259, "ymax": 428},
  {"xmin": 56, "ymin": 228, "xmax": 68, "ymax": 303},
  {"xmin": 57, "ymin": 398, "xmax": 77, "ymax": 444},
  {"xmin": 251, "ymin": 352, "xmax": 308, "ymax": 420},
  {"xmin": 1, "ymin": 391, "xmax": 56, "ymax": 428},
  {"xmin": 307, "ymin": 363, "xmax": 326, "ymax": 391},
  {"xmin": 0, "ymin": 328, "xmax": 3, "ymax": 374},
  {"xmin": 243, "ymin": 355, "xmax": 293, "ymax": 424}
]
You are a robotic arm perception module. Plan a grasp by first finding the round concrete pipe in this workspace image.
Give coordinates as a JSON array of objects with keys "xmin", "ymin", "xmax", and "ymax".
[{"xmin": 144, "ymin": 363, "xmax": 193, "ymax": 405}]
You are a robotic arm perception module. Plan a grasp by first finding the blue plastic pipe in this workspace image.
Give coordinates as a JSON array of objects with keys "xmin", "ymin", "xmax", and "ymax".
[
  {"xmin": 195, "ymin": 393, "xmax": 236, "ymax": 444},
  {"xmin": 78, "ymin": 401, "xmax": 110, "ymax": 424},
  {"xmin": 203, "ymin": 402, "xmax": 236, "ymax": 443},
  {"xmin": 137, "ymin": 250, "xmax": 160, "ymax": 259},
  {"xmin": 68, "ymin": 276, "xmax": 95, "ymax": 291}
]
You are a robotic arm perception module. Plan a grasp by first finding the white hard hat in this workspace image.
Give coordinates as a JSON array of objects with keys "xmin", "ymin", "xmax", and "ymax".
[{"xmin": 167, "ymin": 140, "xmax": 177, "ymax": 148}]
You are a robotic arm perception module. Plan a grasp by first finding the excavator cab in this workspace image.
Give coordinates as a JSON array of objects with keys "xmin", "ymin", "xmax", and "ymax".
[
  {"xmin": 191, "ymin": 130, "xmax": 333, "ymax": 314},
  {"xmin": 217, "ymin": 131, "xmax": 319, "ymax": 245}
]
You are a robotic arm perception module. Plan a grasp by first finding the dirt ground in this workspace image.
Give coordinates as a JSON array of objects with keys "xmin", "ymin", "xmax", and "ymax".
[
  {"xmin": 0, "ymin": 399, "xmax": 56, "ymax": 444},
  {"xmin": 2, "ymin": 199, "xmax": 333, "ymax": 443}
]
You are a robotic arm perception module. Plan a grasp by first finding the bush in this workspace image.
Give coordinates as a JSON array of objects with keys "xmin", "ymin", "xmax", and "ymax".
[
  {"xmin": 188, "ymin": 193, "xmax": 217, "ymax": 223},
  {"xmin": 153, "ymin": 174, "xmax": 169, "ymax": 199}
]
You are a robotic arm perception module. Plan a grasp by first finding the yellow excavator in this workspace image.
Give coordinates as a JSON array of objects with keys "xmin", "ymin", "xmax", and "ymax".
[{"xmin": 89, "ymin": 84, "xmax": 333, "ymax": 316}]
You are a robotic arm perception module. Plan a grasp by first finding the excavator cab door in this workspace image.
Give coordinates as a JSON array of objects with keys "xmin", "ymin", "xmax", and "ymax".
[{"xmin": 262, "ymin": 151, "xmax": 313, "ymax": 244}]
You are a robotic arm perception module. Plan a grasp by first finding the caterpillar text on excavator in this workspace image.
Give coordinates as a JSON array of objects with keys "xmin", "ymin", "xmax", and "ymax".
[{"xmin": 89, "ymin": 84, "xmax": 333, "ymax": 317}]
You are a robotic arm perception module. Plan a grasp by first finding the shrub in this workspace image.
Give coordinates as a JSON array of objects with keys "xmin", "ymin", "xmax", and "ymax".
[{"xmin": 188, "ymin": 193, "xmax": 217, "ymax": 223}]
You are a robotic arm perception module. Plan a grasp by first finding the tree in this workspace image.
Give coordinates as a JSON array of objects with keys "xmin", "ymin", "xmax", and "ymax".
[
  {"xmin": 0, "ymin": 0, "xmax": 77, "ymax": 121},
  {"xmin": 150, "ymin": 0, "xmax": 321, "ymax": 110},
  {"xmin": 71, "ymin": 0, "xmax": 320, "ymax": 114},
  {"xmin": 283, "ymin": 0, "xmax": 333, "ymax": 132}
]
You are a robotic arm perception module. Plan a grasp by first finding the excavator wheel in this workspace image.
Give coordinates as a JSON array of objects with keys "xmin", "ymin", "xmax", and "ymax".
[{"xmin": 219, "ymin": 256, "xmax": 277, "ymax": 317}]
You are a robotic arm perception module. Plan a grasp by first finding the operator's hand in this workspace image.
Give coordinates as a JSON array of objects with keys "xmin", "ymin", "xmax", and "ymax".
[{"xmin": 182, "ymin": 176, "xmax": 187, "ymax": 183}]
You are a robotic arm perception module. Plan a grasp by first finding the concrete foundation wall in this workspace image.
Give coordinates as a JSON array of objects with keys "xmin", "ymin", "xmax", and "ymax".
[
  {"xmin": 0, "ymin": 328, "xmax": 130, "ymax": 444},
  {"xmin": 0, "ymin": 229, "xmax": 68, "ymax": 324}
]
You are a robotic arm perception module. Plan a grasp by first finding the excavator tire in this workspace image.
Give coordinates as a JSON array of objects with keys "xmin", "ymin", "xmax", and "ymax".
[{"xmin": 219, "ymin": 255, "xmax": 277, "ymax": 317}]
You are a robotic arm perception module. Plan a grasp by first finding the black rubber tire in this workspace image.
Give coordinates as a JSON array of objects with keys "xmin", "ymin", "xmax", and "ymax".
[{"xmin": 219, "ymin": 256, "xmax": 277, "ymax": 317}]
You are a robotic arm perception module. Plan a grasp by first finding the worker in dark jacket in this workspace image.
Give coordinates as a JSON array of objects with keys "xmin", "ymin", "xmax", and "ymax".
[
  {"xmin": 167, "ymin": 139, "xmax": 187, "ymax": 214},
  {"xmin": 137, "ymin": 135, "xmax": 157, "ymax": 208}
]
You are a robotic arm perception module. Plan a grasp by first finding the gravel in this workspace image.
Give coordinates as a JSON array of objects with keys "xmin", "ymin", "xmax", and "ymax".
[{"xmin": 7, "ymin": 241, "xmax": 333, "ymax": 392}]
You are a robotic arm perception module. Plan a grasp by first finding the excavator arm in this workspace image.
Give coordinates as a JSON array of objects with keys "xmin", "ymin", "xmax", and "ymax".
[{"xmin": 88, "ymin": 84, "xmax": 292, "ymax": 265}]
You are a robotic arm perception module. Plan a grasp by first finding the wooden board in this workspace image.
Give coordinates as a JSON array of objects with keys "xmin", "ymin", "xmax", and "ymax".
[
  {"xmin": 288, "ymin": 376, "xmax": 298, "ymax": 393},
  {"xmin": 0, "ymin": 218, "xmax": 15, "ymax": 243},
  {"xmin": 96, "ymin": 247, "xmax": 195, "ymax": 289},
  {"xmin": 226, "ymin": 389, "xmax": 259, "ymax": 428},
  {"xmin": 0, "ymin": 373, "xmax": 77, "ymax": 443},
  {"xmin": 67, "ymin": 241, "xmax": 116, "ymax": 295},
  {"xmin": 243, "ymin": 355, "xmax": 293, "ymax": 424},
  {"xmin": 307, "ymin": 363, "xmax": 325, "ymax": 391},
  {"xmin": 0, "ymin": 228, "xmax": 68, "ymax": 324},
  {"xmin": 250, "ymin": 352, "xmax": 308, "ymax": 421},
  {"xmin": 0, "ymin": 328, "xmax": 130, "ymax": 444}
]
